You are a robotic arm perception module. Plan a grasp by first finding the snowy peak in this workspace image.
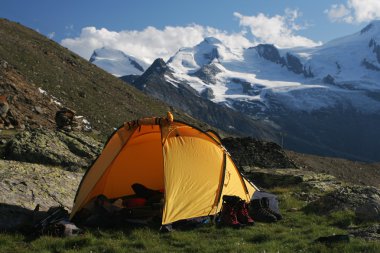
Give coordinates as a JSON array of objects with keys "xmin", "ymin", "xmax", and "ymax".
[
  {"xmin": 251, "ymin": 44, "xmax": 313, "ymax": 77},
  {"xmin": 89, "ymin": 47, "xmax": 149, "ymax": 76},
  {"xmin": 194, "ymin": 37, "xmax": 221, "ymax": 66},
  {"xmin": 360, "ymin": 20, "xmax": 380, "ymax": 35},
  {"xmin": 143, "ymin": 58, "xmax": 169, "ymax": 76},
  {"xmin": 167, "ymin": 36, "xmax": 239, "ymax": 73},
  {"xmin": 202, "ymin": 37, "xmax": 222, "ymax": 45}
]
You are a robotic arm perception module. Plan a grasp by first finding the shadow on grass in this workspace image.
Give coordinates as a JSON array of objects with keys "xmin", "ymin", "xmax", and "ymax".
[
  {"xmin": 0, "ymin": 203, "xmax": 41, "ymax": 233},
  {"xmin": 0, "ymin": 202, "xmax": 166, "ymax": 244}
]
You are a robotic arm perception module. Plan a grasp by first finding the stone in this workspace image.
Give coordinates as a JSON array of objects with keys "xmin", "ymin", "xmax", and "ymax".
[
  {"xmin": 0, "ymin": 160, "xmax": 83, "ymax": 231},
  {"xmin": 222, "ymin": 137, "xmax": 296, "ymax": 169},
  {"xmin": 349, "ymin": 225, "xmax": 380, "ymax": 241},
  {"xmin": 0, "ymin": 95, "xmax": 9, "ymax": 117},
  {"xmin": 34, "ymin": 106, "xmax": 43, "ymax": 114},
  {"xmin": 4, "ymin": 128, "xmax": 102, "ymax": 169},
  {"xmin": 55, "ymin": 107, "xmax": 75, "ymax": 130},
  {"xmin": 306, "ymin": 186, "xmax": 380, "ymax": 222}
]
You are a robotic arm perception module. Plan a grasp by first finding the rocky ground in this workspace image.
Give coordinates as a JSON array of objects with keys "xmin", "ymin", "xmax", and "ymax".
[
  {"xmin": 4, "ymin": 128, "xmax": 102, "ymax": 170},
  {"xmin": 0, "ymin": 160, "xmax": 83, "ymax": 230},
  {"xmin": 0, "ymin": 131, "xmax": 378, "ymax": 241},
  {"xmin": 286, "ymin": 150, "xmax": 380, "ymax": 188}
]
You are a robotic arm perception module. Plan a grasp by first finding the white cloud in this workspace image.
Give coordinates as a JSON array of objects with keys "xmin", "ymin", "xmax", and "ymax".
[
  {"xmin": 324, "ymin": 4, "xmax": 352, "ymax": 23},
  {"xmin": 47, "ymin": 32, "xmax": 55, "ymax": 39},
  {"xmin": 61, "ymin": 25, "xmax": 251, "ymax": 63},
  {"xmin": 233, "ymin": 10, "xmax": 321, "ymax": 48},
  {"xmin": 325, "ymin": 0, "xmax": 380, "ymax": 23}
]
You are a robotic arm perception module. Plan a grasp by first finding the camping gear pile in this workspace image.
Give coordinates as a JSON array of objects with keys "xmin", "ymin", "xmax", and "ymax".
[{"xmin": 27, "ymin": 206, "xmax": 82, "ymax": 238}]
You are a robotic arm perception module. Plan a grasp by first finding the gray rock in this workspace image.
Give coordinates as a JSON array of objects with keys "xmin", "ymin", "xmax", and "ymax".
[
  {"xmin": 362, "ymin": 58, "xmax": 380, "ymax": 71},
  {"xmin": 285, "ymin": 53, "xmax": 304, "ymax": 75},
  {"xmin": 190, "ymin": 63, "xmax": 221, "ymax": 84},
  {"xmin": 323, "ymin": 74, "xmax": 335, "ymax": 85},
  {"xmin": 222, "ymin": 137, "xmax": 296, "ymax": 169},
  {"xmin": 34, "ymin": 106, "xmax": 43, "ymax": 114},
  {"xmin": 201, "ymin": 87, "xmax": 215, "ymax": 99},
  {"xmin": 241, "ymin": 167, "xmax": 340, "ymax": 192},
  {"xmin": 0, "ymin": 160, "xmax": 83, "ymax": 230},
  {"xmin": 306, "ymin": 185, "xmax": 380, "ymax": 222},
  {"xmin": 5, "ymin": 128, "xmax": 102, "ymax": 169},
  {"xmin": 255, "ymin": 44, "xmax": 285, "ymax": 64},
  {"xmin": 349, "ymin": 224, "xmax": 380, "ymax": 241},
  {"xmin": 0, "ymin": 59, "xmax": 8, "ymax": 69}
]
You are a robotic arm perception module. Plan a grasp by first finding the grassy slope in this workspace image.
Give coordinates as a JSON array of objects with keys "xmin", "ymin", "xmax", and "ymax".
[
  {"xmin": 0, "ymin": 19, "xmax": 208, "ymax": 139},
  {"xmin": 0, "ymin": 186, "xmax": 379, "ymax": 253}
]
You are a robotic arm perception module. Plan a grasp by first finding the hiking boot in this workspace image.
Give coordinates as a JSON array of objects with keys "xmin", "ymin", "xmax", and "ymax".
[
  {"xmin": 249, "ymin": 199, "xmax": 277, "ymax": 223},
  {"xmin": 222, "ymin": 195, "xmax": 241, "ymax": 205},
  {"xmin": 220, "ymin": 200, "xmax": 242, "ymax": 228},
  {"xmin": 260, "ymin": 197, "xmax": 283, "ymax": 221},
  {"xmin": 236, "ymin": 200, "xmax": 255, "ymax": 226}
]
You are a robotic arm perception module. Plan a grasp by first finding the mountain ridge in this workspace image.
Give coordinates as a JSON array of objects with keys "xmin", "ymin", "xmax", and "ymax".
[{"xmin": 109, "ymin": 21, "xmax": 380, "ymax": 162}]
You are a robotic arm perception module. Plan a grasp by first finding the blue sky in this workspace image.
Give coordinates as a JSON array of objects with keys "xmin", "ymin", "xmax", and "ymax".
[{"xmin": 1, "ymin": 0, "xmax": 379, "ymax": 63}]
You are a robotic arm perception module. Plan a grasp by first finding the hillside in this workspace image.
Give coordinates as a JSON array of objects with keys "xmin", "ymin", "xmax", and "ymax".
[{"xmin": 0, "ymin": 18, "xmax": 210, "ymax": 139}]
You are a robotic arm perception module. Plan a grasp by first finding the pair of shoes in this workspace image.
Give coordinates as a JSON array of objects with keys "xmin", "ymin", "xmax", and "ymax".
[
  {"xmin": 260, "ymin": 197, "xmax": 282, "ymax": 221},
  {"xmin": 249, "ymin": 197, "xmax": 282, "ymax": 222},
  {"xmin": 236, "ymin": 200, "xmax": 255, "ymax": 226},
  {"xmin": 220, "ymin": 195, "xmax": 254, "ymax": 228}
]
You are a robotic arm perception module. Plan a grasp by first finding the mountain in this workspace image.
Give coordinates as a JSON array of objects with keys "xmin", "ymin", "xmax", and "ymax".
[
  {"xmin": 0, "ymin": 18, "xmax": 212, "ymax": 139},
  {"xmin": 115, "ymin": 23, "xmax": 380, "ymax": 162},
  {"xmin": 123, "ymin": 58, "xmax": 277, "ymax": 140},
  {"xmin": 89, "ymin": 47, "xmax": 149, "ymax": 77}
]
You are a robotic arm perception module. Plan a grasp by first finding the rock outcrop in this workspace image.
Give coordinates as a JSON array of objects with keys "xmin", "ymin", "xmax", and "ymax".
[
  {"xmin": 349, "ymin": 224, "xmax": 380, "ymax": 241},
  {"xmin": 222, "ymin": 137, "xmax": 296, "ymax": 169},
  {"xmin": 190, "ymin": 63, "xmax": 221, "ymax": 84},
  {"xmin": 5, "ymin": 128, "xmax": 102, "ymax": 170},
  {"xmin": 0, "ymin": 160, "xmax": 83, "ymax": 230},
  {"xmin": 306, "ymin": 185, "xmax": 380, "ymax": 222}
]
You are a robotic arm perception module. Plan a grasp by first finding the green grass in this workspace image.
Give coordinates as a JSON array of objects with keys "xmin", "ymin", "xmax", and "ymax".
[{"xmin": 1, "ymin": 187, "xmax": 379, "ymax": 253}]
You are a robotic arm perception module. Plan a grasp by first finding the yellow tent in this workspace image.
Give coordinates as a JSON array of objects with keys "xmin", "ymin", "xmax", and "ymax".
[{"xmin": 70, "ymin": 113, "xmax": 257, "ymax": 225}]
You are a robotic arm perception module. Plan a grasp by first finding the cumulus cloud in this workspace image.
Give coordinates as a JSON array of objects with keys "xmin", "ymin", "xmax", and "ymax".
[
  {"xmin": 61, "ymin": 25, "xmax": 251, "ymax": 63},
  {"xmin": 233, "ymin": 9, "xmax": 321, "ymax": 48},
  {"xmin": 325, "ymin": 0, "xmax": 380, "ymax": 23}
]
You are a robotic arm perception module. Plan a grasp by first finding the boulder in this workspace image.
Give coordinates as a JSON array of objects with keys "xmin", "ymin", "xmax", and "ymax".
[
  {"xmin": 349, "ymin": 224, "xmax": 380, "ymax": 241},
  {"xmin": 55, "ymin": 107, "xmax": 75, "ymax": 131},
  {"xmin": 242, "ymin": 167, "xmax": 340, "ymax": 193},
  {"xmin": 0, "ymin": 160, "xmax": 83, "ymax": 230},
  {"xmin": 222, "ymin": 137, "xmax": 296, "ymax": 169},
  {"xmin": 5, "ymin": 128, "xmax": 102, "ymax": 170},
  {"xmin": 306, "ymin": 185, "xmax": 380, "ymax": 222}
]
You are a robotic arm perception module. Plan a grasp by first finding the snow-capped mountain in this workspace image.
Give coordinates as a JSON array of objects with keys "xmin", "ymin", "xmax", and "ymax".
[
  {"xmin": 165, "ymin": 25, "xmax": 380, "ymax": 114},
  {"xmin": 98, "ymin": 21, "xmax": 380, "ymax": 162},
  {"xmin": 89, "ymin": 47, "xmax": 149, "ymax": 76},
  {"xmin": 151, "ymin": 22, "xmax": 380, "ymax": 162}
]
